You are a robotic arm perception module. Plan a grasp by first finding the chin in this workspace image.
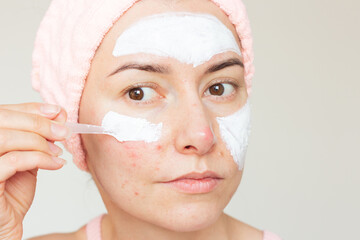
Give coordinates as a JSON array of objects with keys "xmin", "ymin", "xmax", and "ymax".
[{"xmin": 150, "ymin": 202, "xmax": 225, "ymax": 232}]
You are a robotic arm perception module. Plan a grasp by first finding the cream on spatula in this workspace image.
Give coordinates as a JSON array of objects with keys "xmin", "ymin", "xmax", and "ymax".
[{"xmin": 65, "ymin": 111, "xmax": 163, "ymax": 143}]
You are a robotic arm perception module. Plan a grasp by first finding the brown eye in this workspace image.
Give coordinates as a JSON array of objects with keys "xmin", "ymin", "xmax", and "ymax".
[
  {"xmin": 204, "ymin": 82, "xmax": 236, "ymax": 99},
  {"xmin": 129, "ymin": 88, "xmax": 144, "ymax": 100},
  {"xmin": 209, "ymin": 84, "xmax": 225, "ymax": 96}
]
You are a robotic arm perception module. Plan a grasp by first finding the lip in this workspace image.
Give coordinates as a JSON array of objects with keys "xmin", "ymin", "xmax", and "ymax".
[{"xmin": 162, "ymin": 171, "xmax": 223, "ymax": 194}]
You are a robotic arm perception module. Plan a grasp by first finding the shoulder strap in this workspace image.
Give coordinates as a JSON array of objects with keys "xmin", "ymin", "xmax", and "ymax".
[
  {"xmin": 86, "ymin": 214, "xmax": 105, "ymax": 240},
  {"xmin": 263, "ymin": 230, "xmax": 282, "ymax": 240}
]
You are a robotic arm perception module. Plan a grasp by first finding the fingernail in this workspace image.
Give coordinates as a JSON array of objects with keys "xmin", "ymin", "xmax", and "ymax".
[
  {"xmin": 52, "ymin": 157, "xmax": 67, "ymax": 165},
  {"xmin": 48, "ymin": 141, "xmax": 63, "ymax": 156},
  {"xmin": 56, "ymin": 111, "xmax": 67, "ymax": 123},
  {"xmin": 51, "ymin": 123, "xmax": 69, "ymax": 138},
  {"xmin": 40, "ymin": 104, "xmax": 60, "ymax": 115}
]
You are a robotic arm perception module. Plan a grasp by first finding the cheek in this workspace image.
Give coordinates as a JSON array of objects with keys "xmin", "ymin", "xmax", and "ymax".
[
  {"xmin": 97, "ymin": 138, "xmax": 165, "ymax": 198},
  {"xmin": 100, "ymin": 136, "xmax": 164, "ymax": 172},
  {"xmin": 121, "ymin": 142, "xmax": 145, "ymax": 168},
  {"xmin": 101, "ymin": 139, "xmax": 144, "ymax": 169}
]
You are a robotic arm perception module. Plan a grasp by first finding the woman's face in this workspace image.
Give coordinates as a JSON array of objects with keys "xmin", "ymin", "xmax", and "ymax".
[{"xmin": 79, "ymin": 0, "xmax": 248, "ymax": 232}]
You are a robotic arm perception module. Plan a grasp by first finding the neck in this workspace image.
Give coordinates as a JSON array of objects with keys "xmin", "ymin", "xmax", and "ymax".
[{"xmin": 102, "ymin": 208, "xmax": 231, "ymax": 240}]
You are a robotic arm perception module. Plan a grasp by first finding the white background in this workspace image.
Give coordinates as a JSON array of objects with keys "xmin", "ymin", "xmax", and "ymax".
[{"xmin": 0, "ymin": 0, "xmax": 359, "ymax": 239}]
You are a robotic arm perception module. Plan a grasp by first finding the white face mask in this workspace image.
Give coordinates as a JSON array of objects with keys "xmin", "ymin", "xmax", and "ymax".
[
  {"xmin": 216, "ymin": 100, "xmax": 251, "ymax": 170},
  {"xmin": 104, "ymin": 12, "xmax": 250, "ymax": 169},
  {"xmin": 112, "ymin": 12, "xmax": 242, "ymax": 67}
]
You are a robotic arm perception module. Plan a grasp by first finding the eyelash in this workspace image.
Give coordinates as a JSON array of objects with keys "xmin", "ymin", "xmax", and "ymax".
[
  {"xmin": 122, "ymin": 82, "xmax": 160, "ymax": 105},
  {"xmin": 122, "ymin": 79, "xmax": 239, "ymax": 105}
]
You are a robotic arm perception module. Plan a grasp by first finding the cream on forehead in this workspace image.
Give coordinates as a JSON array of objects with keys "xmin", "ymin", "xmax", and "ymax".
[
  {"xmin": 112, "ymin": 12, "xmax": 242, "ymax": 67},
  {"xmin": 102, "ymin": 111, "xmax": 162, "ymax": 142},
  {"xmin": 216, "ymin": 100, "xmax": 251, "ymax": 170}
]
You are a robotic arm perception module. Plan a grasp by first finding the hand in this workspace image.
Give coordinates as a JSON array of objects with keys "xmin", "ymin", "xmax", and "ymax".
[{"xmin": 0, "ymin": 103, "xmax": 68, "ymax": 240}]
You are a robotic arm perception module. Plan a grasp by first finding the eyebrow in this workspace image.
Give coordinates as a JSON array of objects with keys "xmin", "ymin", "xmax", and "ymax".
[
  {"xmin": 204, "ymin": 58, "xmax": 244, "ymax": 74},
  {"xmin": 108, "ymin": 57, "xmax": 243, "ymax": 77}
]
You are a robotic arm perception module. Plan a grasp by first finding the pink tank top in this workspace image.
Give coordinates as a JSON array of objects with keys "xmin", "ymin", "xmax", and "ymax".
[{"xmin": 85, "ymin": 214, "xmax": 282, "ymax": 240}]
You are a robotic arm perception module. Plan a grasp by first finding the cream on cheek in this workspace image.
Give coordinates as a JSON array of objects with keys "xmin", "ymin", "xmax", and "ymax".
[
  {"xmin": 101, "ymin": 111, "xmax": 162, "ymax": 142},
  {"xmin": 97, "ymin": 114, "xmax": 162, "ymax": 189},
  {"xmin": 96, "ymin": 114, "xmax": 163, "ymax": 171},
  {"xmin": 99, "ymin": 105, "xmax": 251, "ymax": 171},
  {"xmin": 216, "ymin": 100, "xmax": 251, "ymax": 170}
]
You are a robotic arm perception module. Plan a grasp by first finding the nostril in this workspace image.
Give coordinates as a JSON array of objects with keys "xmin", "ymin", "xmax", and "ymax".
[{"xmin": 184, "ymin": 145, "xmax": 198, "ymax": 152}]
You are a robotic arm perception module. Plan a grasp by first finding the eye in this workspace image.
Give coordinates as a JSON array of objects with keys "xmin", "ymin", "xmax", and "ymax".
[
  {"xmin": 128, "ymin": 87, "xmax": 158, "ymax": 101},
  {"xmin": 205, "ymin": 83, "xmax": 235, "ymax": 97}
]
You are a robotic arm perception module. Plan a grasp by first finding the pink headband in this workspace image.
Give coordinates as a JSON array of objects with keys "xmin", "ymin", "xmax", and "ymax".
[{"xmin": 31, "ymin": 0, "xmax": 255, "ymax": 171}]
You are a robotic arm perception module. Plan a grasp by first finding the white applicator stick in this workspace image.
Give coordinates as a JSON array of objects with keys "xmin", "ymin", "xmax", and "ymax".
[{"xmin": 65, "ymin": 122, "xmax": 110, "ymax": 137}]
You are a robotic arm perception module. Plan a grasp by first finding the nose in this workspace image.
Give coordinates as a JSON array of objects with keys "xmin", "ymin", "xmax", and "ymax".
[{"xmin": 173, "ymin": 102, "xmax": 215, "ymax": 156}]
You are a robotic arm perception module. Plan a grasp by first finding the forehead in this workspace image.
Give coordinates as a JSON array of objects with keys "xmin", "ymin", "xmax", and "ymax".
[
  {"xmin": 113, "ymin": 12, "xmax": 242, "ymax": 68},
  {"xmin": 97, "ymin": 0, "xmax": 242, "ymax": 56}
]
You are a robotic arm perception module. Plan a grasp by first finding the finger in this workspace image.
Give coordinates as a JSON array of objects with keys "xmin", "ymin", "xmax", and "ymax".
[
  {"xmin": 0, "ymin": 129, "xmax": 63, "ymax": 157},
  {"xmin": 0, "ymin": 109, "xmax": 69, "ymax": 141},
  {"xmin": 53, "ymin": 108, "xmax": 67, "ymax": 123},
  {"xmin": 0, "ymin": 151, "xmax": 66, "ymax": 182},
  {"xmin": 0, "ymin": 102, "xmax": 67, "ymax": 122}
]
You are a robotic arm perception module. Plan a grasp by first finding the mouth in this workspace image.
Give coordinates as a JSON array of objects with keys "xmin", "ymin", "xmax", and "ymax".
[{"xmin": 161, "ymin": 171, "xmax": 223, "ymax": 194}]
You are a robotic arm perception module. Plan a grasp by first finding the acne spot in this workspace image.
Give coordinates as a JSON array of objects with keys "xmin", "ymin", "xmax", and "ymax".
[
  {"xmin": 123, "ymin": 142, "xmax": 145, "ymax": 149},
  {"xmin": 134, "ymin": 192, "xmax": 139, "ymax": 196},
  {"xmin": 132, "ymin": 163, "xmax": 137, "ymax": 167},
  {"xmin": 121, "ymin": 180, "xmax": 128, "ymax": 188},
  {"xmin": 155, "ymin": 167, "xmax": 160, "ymax": 171},
  {"xmin": 156, "ymin": 144, "xmax": 162, "ymax": 151},
  {"xmin": 128, "ymin": 151, "xmax": 140, "ymax": 159}
]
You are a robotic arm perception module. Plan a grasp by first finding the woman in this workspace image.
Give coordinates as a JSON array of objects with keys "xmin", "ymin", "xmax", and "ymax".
[{"xmin": 0, "ymin": 0, "xmax": 282, "ymax": 239}]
